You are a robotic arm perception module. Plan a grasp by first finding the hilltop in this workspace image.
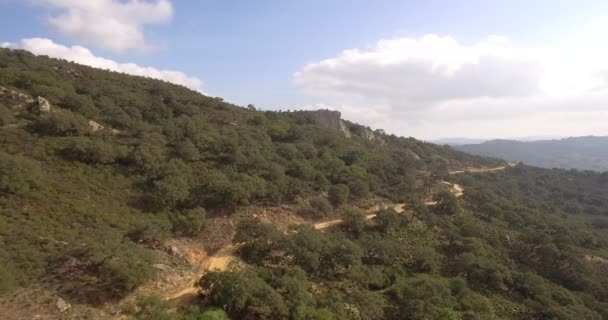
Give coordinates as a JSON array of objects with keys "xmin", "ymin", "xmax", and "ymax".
[
  {"xmin": 456, "ymin": 136, "xmax": 608, "ymax": 172},
  {"xmin": 0, "ymin": 48, "xmax": 607, "ymax": 320}
]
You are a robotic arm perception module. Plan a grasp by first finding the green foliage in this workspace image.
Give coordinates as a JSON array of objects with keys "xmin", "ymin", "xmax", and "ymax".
[
  {"xmin": 328, "ymin": 184, "xmax": 349, "ymax": 206},
  {"xmin": 340, "ymin": 206, "xmax": 367, "ymax": 236},
  {"xmin": 63, "ymin": 138, "xmax": 128, "ymax": 164},
  {"xmin": 434, "ymin": 190, "xmax": 463, "ymax": 215},
  {"xmin": 182, "ymin": 306, "xmax": 229, "ymax": 320},
  {"xmin": 170, "ymin": 207, "xmax": 207, "ymax": 237},
  {"xmin": 199, "ymin": 271, "xmax": 289, "ymax": 319},
  {"xmin": 308, "ymin": 196, "xmax": 333, "ymax": 217},
  {"xmin": 0, "ymin": 151, "xmax": 43, "ymax": 195},
  {"xmin": 31, "ymin": 110, "xmax": 90, "ymax": 136},
  {"xmin": 127, "ymin": 295, "xmax": 173, "ymax": 320},
  {"xmin": 2, "ymin": 49, "xmax": 608, "ymax": 319},
  {"xmin": 0, "ymin": 103, "xmax": 15, "ymax": 125}
]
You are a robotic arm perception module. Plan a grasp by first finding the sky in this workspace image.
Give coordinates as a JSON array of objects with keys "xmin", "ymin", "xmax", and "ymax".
[{"xmin": 1, "ymin": 0, "xmax": 608, "ymax": 140}]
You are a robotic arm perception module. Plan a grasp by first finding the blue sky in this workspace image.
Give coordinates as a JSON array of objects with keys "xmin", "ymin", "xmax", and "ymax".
[{"xmin": 2, "ymin": 0, "xmax": 608, "ymax": 139}]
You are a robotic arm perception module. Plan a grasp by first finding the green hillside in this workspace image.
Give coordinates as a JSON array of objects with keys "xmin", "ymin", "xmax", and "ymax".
[{"xmin": 1, "ymin": 49, "xmax": 607, "ymax": 320}]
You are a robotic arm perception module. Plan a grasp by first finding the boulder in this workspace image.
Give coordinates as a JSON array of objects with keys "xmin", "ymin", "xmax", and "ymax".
[
  {"xmin": 56, "ymin": 298, "xmax": 71, "ymax": 312},
  {"xmin": 88, "ymin": 120, "xmax": 105, "ymax": 132},
  {"xmin": 31, "ymin": 96, "xmax": 51, "ymax": 114}
]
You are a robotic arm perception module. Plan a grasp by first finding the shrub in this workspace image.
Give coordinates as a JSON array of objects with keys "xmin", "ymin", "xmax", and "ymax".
[
  {"xmin": 171, "ymin": 207, "xmax": 207, "ymax": 237},
  {"xmin": 0, "ymin": 152, "xmax": 43, "ymax": 195},
  {"xmin": 63, "ymin": 138, "xmax": 128, "ymax": 164},
  {"xmin": 309, "ymin": 196, "xmax": 333, "ymax": 217},
  {"xmin": 199, "ymin": 271, "xmax": 289, "ymax": 319},
  {"xmin": 0, "ymin": 103, "xmax": 15, "ymax": 126},
  {"xmin": 31, "ymin": 110, "xmax": 89, "ymax": 136},
  {"xmin": 340, "ymin": 207, "xmax": 366, "ymax": 236},
  {"xmin": 328, "ymin": 184, "xmax": 349, "ymax": 206}
]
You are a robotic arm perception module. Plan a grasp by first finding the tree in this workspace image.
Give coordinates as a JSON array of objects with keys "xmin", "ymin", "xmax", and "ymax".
[
  {"xmin": 199, "ymin": 271, "xmax": 289, "ymax": 319},
  {"xmin": 63, "ymin": 138, "xmax": 128, "ymax": 164},
  {"xmin": 171, "ymin": 207, "xmax": 207, "ymax": 237},
  {"xmin": 328, "ymin": 184, "xmax": 349, "ymax": 206},
  {"xmin": 0, "ymin": 152, "xmax": 44, "ymax": 195},
  {"xmin": 32, "ymin": 111, "xmax": 89, "ymax": 136},
  {"xmin": 341, "ymin": 207, "xmax": 366, "ymax": 236},
  {"xmin": 309, "ymin": 196, "xmax": 333, "ymax": 217},
  {"xmin": 434, "ymin": 190, "xmax": 462, "ymax": 215}
]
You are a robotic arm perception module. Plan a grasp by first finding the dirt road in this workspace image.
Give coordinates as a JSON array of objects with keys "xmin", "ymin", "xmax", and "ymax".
[
  {"xmin": 449, "ymin": 165, "xmax": 509, "ymax": 175},
  {"xmin": 164, "ymin": 166, "xmax": 507, "ymax": 302},
  {"xmin": 164, "ymin": 244, "xmax": 238, "ymax": 302}
]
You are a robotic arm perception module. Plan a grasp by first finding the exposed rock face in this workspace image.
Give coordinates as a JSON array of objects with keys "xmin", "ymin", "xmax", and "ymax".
[
  {"xmin": 339, "ymin": 120, "xmax": 352, "ymax": 138},
  {"xmin": 361, "ymin": 128, "xmax": 376, "ymax": 141},
  {"xmin": 312, "ymin": 109, "xmax": 352, "ymax": 137},
  {"xmin": 31, "ymin": 96, "xmax": 51, "ymax": 114},
  {"xmin": 313, "ymin": 109, "xmax": 342, "ymax": 130}
]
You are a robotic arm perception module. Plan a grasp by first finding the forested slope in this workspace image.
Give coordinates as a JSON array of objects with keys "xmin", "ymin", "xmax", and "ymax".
[{"xmin": 0, "ymin": 48, "xmax": 607, "ymax": 320}]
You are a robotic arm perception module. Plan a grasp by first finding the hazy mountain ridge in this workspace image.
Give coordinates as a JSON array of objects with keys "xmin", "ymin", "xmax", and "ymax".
[{"xmin": 456, "ymin": 136, "xmax": 608, "ymax": 172}]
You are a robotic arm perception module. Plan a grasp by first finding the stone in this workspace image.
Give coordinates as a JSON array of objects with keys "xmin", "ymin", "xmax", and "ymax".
[
  {"xmin": 88, "ymin": 120, "xmax": 105, "ymax": 132},
  {"xmin": 31, "ymin": 96, "xmax": 51, "ymax": 114},
  {"xmin": 56, "ymin": 298, "xmax": 71, "ymax": 312},
  {"xmin": 168, "ymin": 246, "xmax": 183, "ymax": 257}
]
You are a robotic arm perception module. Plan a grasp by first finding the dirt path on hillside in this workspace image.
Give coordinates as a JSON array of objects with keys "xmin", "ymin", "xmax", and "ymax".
[
  {"xmin": 164, "ymin": 167, "xmax": 507, "ymax": 303},
  {"xmin": 164, "ymin": 244, "xmax": 238, "ymax": 303},
  {"xmin": 449, "ymin": 164, "xmax": 512, "ymax": 175}
]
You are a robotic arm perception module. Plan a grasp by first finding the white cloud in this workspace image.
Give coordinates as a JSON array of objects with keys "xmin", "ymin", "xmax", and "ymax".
[
  {"xmin": 293, "ymin": 34, "xmax": 608, "ymax": 139},
  {"xmin": 8, "ymin": 38, "xmax": 204, "ymax": 92},
  {"xmin": 31, "ymin": 0, "xmax": 173, "ymax": 52},
  {"xmin": 294, "ymin": 35, "xmax": 542, "ymax": 107}
]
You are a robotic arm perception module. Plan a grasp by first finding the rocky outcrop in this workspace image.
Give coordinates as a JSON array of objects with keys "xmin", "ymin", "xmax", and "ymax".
[
  {"xmin": 0, "ymin": 86, "xmax": 35, "ymax": 111},
  {"xmin": 31, "ymin": 96, "xmax": 51, "ymax": 114},
  {"xmin": 339, "ymin": 120, "xmax": 352, "ymax": 138}
]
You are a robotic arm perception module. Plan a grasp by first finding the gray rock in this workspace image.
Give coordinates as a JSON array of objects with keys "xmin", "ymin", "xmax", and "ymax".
[{"xmin": 56, "ymin": 297, "xmax": 71, "ymax": 312}]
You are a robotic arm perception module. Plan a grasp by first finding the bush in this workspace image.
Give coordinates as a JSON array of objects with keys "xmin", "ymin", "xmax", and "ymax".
[
  {"xmin": 63, "ymin": 138, "xmax": 128, "ymax": 164},
  {"xmin": 341, "ymin": 207, "xmax": 367, "ymax": 236},
  {"xmin": 31, "ymin": 110, "xmax": 90, "ymax": 136},
  {"xmin": 328, "ymin": 184, "xmax": 349, "ymax": 206},
  {"xmin": 0, "ymin": 103, "xmax": 15, "ymax": 125},
  {"xmin": 183, "ymin": 306, "xmax": 229, "ymax": 320},
  {"xmin": 199, "ymin": 271, "xmax": 289, "ymax": 319},
  {"xmin": 0, "ymin": 152, "xmax": 44, "ymax": 195},
  {"xmin": 348, "ymin": 179, "xmax": 369, "ymax": 199},
  {"xmin": 171, "ymin": 207, "xmax": 207, "ymax": 237},
  {"xmin": 309, "ymin": 196, "xmax": 333, "ymax": 217}
]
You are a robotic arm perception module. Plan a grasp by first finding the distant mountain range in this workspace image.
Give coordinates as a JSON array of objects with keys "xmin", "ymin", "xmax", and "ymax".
[
  {"xmin": 431, "ymin": 135, "xmax": 564, "ymax": 146},
  {"xmin": 453, "ymin": 136, "xmax": 608, "ymax": 172}
]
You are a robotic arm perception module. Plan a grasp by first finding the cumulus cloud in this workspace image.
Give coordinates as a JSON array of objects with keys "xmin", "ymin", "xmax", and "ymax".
[
  {"xmin": 31, "ymin": 0, "xmax": 173, "ymax": 52},
  {"xmin": 293, "ymin": 34, "xmax": 608, "ymax": 139},
  {"xmin": 294, "ymin": 35, "xmax": 542, "ymax": 107},
  {"xmin": 7, "ymin": 38, "xmax": 204, "ymax": 92}
]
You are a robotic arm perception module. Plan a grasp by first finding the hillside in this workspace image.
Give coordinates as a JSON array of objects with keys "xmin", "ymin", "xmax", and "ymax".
[
  {"xmin": 0, "ymin": 48, "xmax": 607, "ymax": 320},
  {"xmin": 455, "ymin": 137, "xmax": 608, "ymax": 172}
]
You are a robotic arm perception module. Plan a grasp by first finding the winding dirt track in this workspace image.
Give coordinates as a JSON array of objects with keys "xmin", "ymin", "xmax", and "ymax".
[{"xmin": 164, "ymin": 166, "xmax": 508, "ymax": 302}]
